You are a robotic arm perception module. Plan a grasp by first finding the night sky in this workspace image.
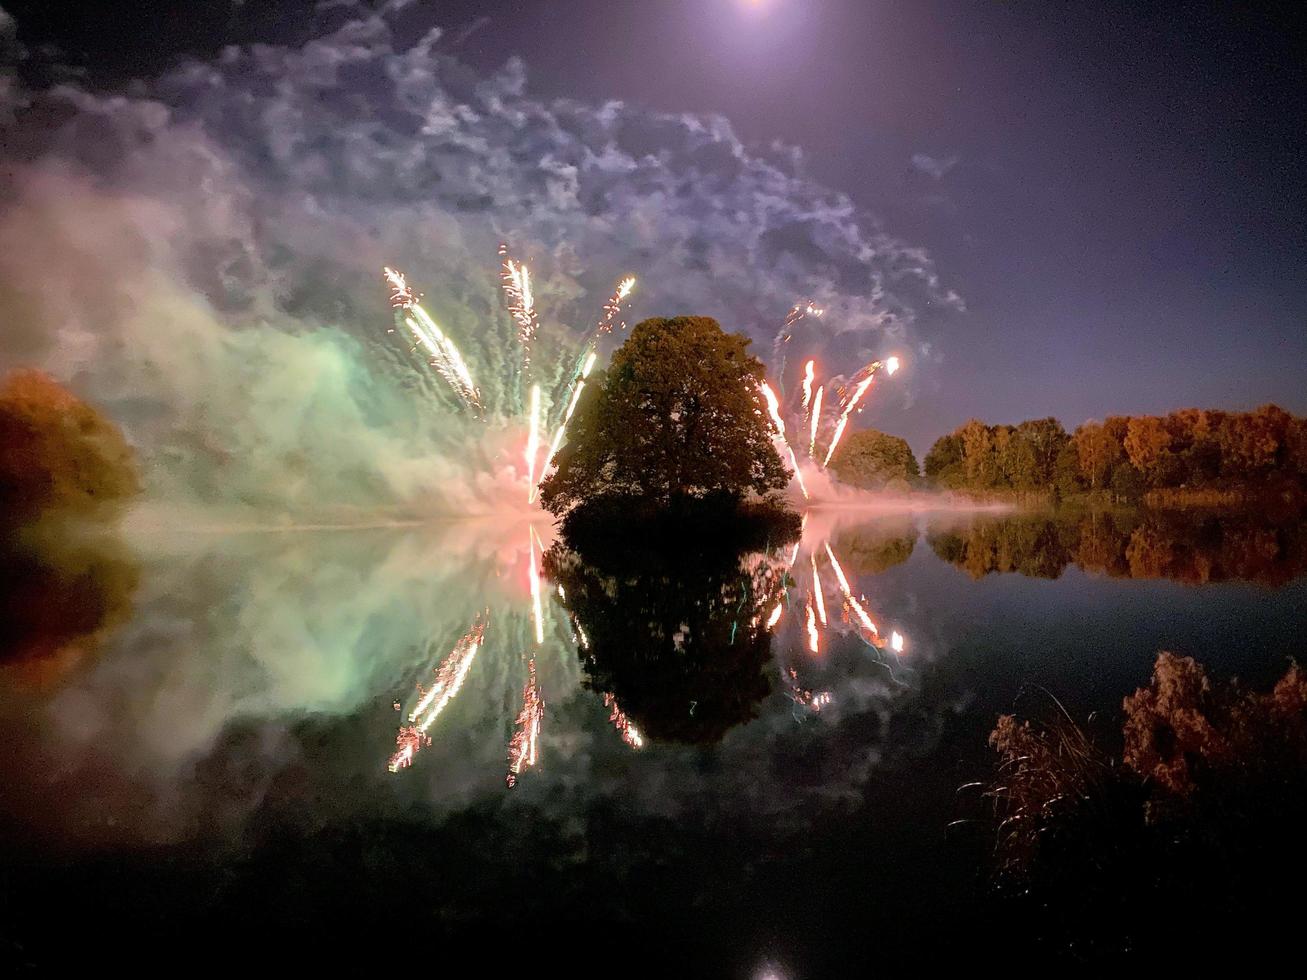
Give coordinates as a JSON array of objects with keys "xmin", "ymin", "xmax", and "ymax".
[{"xmin": 4, "ymin": 0, "xmax": 1304, "ymax": 454}]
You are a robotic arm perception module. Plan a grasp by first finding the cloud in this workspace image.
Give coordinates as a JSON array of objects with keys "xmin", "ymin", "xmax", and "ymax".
[
  {"xmin": 911, "ymin": 152, "xmax": 960, "ymax": 181},
  {"xmin": 0, "ymin": 5, "xmax": 959, "ymax": 517}
]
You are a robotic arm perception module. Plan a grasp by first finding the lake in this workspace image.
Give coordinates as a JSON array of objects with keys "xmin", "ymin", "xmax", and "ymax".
[{"xmin": 1, "ymin": 506, "xmax": 1304, "ymax": 973}]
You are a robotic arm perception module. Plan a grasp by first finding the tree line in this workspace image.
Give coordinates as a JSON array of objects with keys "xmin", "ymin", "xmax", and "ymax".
[{"xmin": 921, "ymin": 405, "xmax": 1307, "ymax": 499}]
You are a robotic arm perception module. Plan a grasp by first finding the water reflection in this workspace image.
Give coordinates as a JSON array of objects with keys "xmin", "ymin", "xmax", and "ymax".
[
  {"xmin": 544, "ymin": 535, "xmax": 789, "ymax": 745},
  {"xmin": 3, "ymin": 505, "xmax": 1305, "ymax": 971},
  {"xmin": 0, "ymin": 526, "xmax": 139, "ymax": 686},
  {"xmin": 928, "ymin": 508, "xmax": 1307, "ymax": 586}
]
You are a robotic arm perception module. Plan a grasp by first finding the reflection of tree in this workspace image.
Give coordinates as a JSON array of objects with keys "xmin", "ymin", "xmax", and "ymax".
[
  {"xmin": 929, "ymin": 510, "xmax": 1307, "ymax": 586},
  {"xmin": 829, "ymin": 521, "xmax": 917, "ymax": 575},
  {"xmin": 543, "ymin": 533, "xmax": 791, "ymax": 745},
  {"xmin": 0, "ymin": 530, "xmax": 139, "ymax": 684}
]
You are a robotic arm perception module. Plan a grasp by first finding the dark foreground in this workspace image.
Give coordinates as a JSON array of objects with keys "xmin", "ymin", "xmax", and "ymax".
[{"xmin": 2, "ymin": 507, "xmax": 1305, "ymax": 974}]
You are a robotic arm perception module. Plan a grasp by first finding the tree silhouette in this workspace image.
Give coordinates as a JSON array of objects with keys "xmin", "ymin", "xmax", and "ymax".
[
  {"xmin": 539, "ymin": 317, "xmax": 789, "ymax": 514},
  {"xmin": 542, "ymin": 529, "xmax": 794, "ymax": 745}
]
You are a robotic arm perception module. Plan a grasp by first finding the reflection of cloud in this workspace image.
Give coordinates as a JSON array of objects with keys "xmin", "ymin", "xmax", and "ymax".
[{"xmin": 0, "ymin": 511, "xmax": 961, "ymax": 844}]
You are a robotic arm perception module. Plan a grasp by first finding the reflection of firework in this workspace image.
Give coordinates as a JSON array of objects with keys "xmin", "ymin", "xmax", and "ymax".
[
  {"xmin": 506, "ymin": 658, "xmax": 544, "ymax": 787},
  {"xmin": 805, "ymin": 599, "xmax": 819, "ymax": 654},
  {"xmin": 823, "ymin": 542, "xmax": 879, "ymax": 643},
  {"xmin": 529, "ymin": 526, "xmax": 546, "ymax": 645},
  {"xmin": 810, "ymin": 553, "xmax": 827, "ymax": 626},
  {"xmin": 603, "ymin": 692, "xmax": 644, "ymax": 749},
  {"xmin": 784, "ymin": 666, "xmax": 833, "ymax": 712},
  {"xmin": 388, "ymin": 725, "xmax": 429, "ymax": 772},
  {"xmin": 388, "ymin": 617, "xmax": 486, "ymax": 772}
]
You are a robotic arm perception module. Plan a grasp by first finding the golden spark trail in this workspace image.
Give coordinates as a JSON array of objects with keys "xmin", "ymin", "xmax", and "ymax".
[
  {"xmin": 809, "ymin": 385, "xmax": 824, "ymax": 458},
  {"xmin": 525, "ymin": 384, "xmax": 542, "ymax": 500},
  {"xmin": 822, "ymin": 374, "xmax": 875, "ymax": 467},
  {"xmin": 506, "ymin": 659, "xmax": 543, "ymax": 787},
  {"xmin": 810, "ymin": 554, "xmax": 828, "ymax": 626},
  {"xmin": 771, "ymin": 300, "xmax": 824, "ymax": 377},
  {"xmin": 766, "ymin": 603, "xmax": 784, "ymax": 630},
  {"xmin": 805, "ymin": 600, "xmax": 819, "ymax": 654},
  {"xmin": 785, "ymin": 667, "xmax": 833, "ymax": 712},
  {"xmin": 383, "ymin": 267, "xmax": 482, "ymax": 412},
  {"xmin": 603, "ymin": 693, "xmax": 644, "ymax": 749},
  {"xmin": 499, "ymin": 248, "xmax": 539, "ymax": 346},
  {"xmin": 823, "ymin": 542, "xmax": 879, "ymax": 640},
  {"xmin": 534, "ymin": 349, "xmax": 598, "ymax": 499},
  {"xmin": 388, "ymin": 619, "xmax": 486, "ymax": 772},
  {"xmin": 801, "ymin": 360, "xmax": 815, "ymax": 417},
  {"xmin": 759, "ymin": 381, "xmax": 809, "ymax": 499},
  {"xmin": 499, "ymin": 244, "xmax": 539, "ymax": 381},
  {"xmin": 592, "ymin": 275, "xmax": 637, "ymax": 338},
  {"xmin": 529, "ymin": 526, "xmax": 546, "ymax": 646}
]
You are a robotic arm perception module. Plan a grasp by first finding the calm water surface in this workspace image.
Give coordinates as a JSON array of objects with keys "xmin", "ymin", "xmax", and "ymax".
[{"xmin": 1, "ymin": 507, "xmax": 1303, "ymax": 973}]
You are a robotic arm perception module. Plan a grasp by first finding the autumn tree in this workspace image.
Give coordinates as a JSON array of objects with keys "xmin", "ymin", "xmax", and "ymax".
[
  {"xmin": 538, "ymin": 317, "xmax": 790, "ymax": 514},
  {"xmin": 828, "ymin": 428, "xmax": 920, "ymax": 490},
  {"xmin": 923, "ymin": 432, "xmax": 964, "ymax": 486},
  {"xmin": 1073, "ymin": 421, "xmax": 1124, "ymax": 491},
  {"xmin": 1124, "ymin": 416, "xmax": 1174, "ymax": 487},
  {"xmin": 0, "ymin": 369, "xmax": 140, "ymax": 526}
]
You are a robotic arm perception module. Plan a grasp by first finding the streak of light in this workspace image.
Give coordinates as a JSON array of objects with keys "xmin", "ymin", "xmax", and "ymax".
[
  {"xmin": 524, "ymin": 383, "xmax": 541, "ymax": 499},
  {"xmin": 810, "ymin": 553, "xmax": 827, "ymax": 626},
  {"xmin": 823, "ymin": 542, "xmax": 879, "ymax": 639},
  {"xmin": 808, "ymin": 385, "xmax": 823, "ymax": 458},
  {"xmin": 529, "ymin": 525, "xmax": 545, "ymax": 645},
  {"xmin": 603, "ymin": 693, "xmax": 645, "ymax": 749},
  {"xmin": 822, "ymin": 374, "xmax": 875, "ymax": 467},
  {"xmin": 536, "ymin": 349, "xmax": 598, "ymax": 496},
  {"xmin": 506, "ymin": 658, "xmax": 543, "ymax": 786},
  {"xmin": 759, "ymin": 380, "xmax": 809, "ymax": 499},
  {"xmin": 388, "ymin": 618, "xmax": 486, "ymax": 772}
]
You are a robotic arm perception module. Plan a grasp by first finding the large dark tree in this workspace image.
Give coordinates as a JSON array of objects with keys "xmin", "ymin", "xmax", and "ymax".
[
  {"xmin": 542, "ymin": 532, "xmax": 791, "ymax": 745},
  {"xmin": 538, "ymin": 317, "xmax": 789, "ymax": 515}
]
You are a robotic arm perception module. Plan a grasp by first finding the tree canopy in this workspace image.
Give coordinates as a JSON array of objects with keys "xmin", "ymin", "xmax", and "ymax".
[
  {"xmin": 1, "ymin": 369, "xmax": 140, "ymax": 526},
  {"xmin": 827, "ymin": 427, "xmax": 920, "ymax": 490},
  {"xmin": 538, "ymin": 316, "xmax": 790, "ymax": 514},
  {"xmin": 922, "ymin": 405, "xmax": 1306, "ymax": 499}
]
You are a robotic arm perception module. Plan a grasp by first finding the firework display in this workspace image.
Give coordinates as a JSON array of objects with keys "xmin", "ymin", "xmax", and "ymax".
[
  {"xmin": 376, "ymin": 261, "xmax": 909, "ymax": 782},
  {"xmin": 506, "ymin": 658, "xmax": 544, "ymax": 787},
  {"xmin": 603, "ymin": 692, "xmax": 645, "ymax": 750},
  {"xmin": 388, "ymin": 618, "xmax": 487, "ymax": 772}
]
